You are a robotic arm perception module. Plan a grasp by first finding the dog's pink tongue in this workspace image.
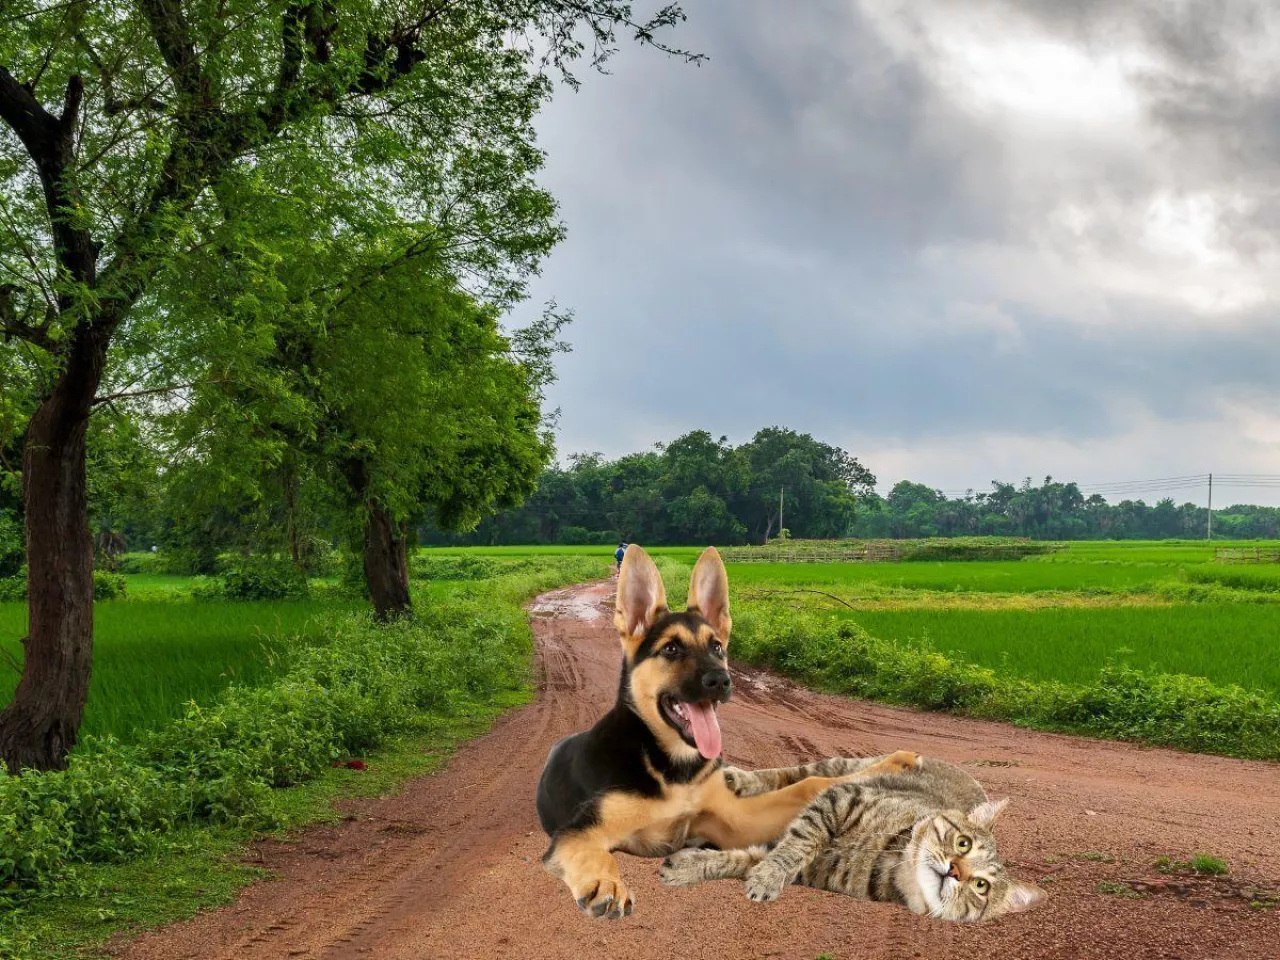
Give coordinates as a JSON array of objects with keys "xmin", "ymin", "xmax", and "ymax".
[{"xmin": 685, "ymin": 702, "xmax": 722, "ymax": 759}]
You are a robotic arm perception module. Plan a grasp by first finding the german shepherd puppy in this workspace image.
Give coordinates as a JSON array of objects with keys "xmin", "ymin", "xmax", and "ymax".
[{"xmin": 536, "ymin": 545, "xmax": 919, "ymax": 919}]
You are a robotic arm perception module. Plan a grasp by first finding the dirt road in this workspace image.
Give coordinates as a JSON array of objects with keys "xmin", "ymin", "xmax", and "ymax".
[{"xmin": 117, "ymin": 581, "xmax": 1280, "ymax": 960}]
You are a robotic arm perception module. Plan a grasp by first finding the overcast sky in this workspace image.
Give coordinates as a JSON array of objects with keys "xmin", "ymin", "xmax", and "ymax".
[{"xmin": 524, "ymin": 0, "xmax": 1280, "ymax": 506}]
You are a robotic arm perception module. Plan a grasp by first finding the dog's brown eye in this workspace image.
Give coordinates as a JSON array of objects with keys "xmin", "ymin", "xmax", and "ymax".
[
  {"xmin": 710, "ymin": 640, "xmax": 725, "ymax": 658},
  {"xmin": 662, "ymin": 641, "xmax": 682, "ymax": 659}
]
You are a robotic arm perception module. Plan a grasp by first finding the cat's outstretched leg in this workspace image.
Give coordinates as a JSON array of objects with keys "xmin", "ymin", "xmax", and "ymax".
[
  {"xmin": 659, "ymin": 846, "xmax": 767, "ymax": 887},
  {"xmin": 743, "ymin": 781, "xmax": 866, "ymax": 902},
  {"xmin": 725, "ymin": 751, "xmax": 921, "ymax": 798}
]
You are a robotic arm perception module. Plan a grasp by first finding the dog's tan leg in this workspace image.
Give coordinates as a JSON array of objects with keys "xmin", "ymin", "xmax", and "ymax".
[
  {"xmin": 543, "ymin": 830, "xmax": 633, "ymax": 919},
  {"xmin": 695, "ymin": 751, "xmax": 921, "ymax": 849}
]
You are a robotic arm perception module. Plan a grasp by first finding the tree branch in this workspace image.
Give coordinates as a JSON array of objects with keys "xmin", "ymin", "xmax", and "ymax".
[
  {"xmin": 0, "ymin": 67, "xmax": 97, "ymax": 302},
  {"xmin": 92, "ymin": 379, "xmax": 227, "ymax": 406}
]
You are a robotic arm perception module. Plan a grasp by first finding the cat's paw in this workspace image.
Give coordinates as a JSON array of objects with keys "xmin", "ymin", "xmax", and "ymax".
[
  {"xmin": 744, "ymin": 862, "xmax": 789, "ymax": 903},
  {"xmin": 723, "ymin": 765, "xmax": 770, "ymax": 797},
  {"xmin": 659, "ymin": 850, "xmax": 712, "ymax": 887}
]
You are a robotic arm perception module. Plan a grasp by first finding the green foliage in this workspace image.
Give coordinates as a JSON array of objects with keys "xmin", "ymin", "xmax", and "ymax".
[
  {"xmin": 117, "ymin": 553, "xmax": 160, "ymax": 575},
  {"xmin": 441, "ymin": 443, "xmax": 1280, "ymax": 545},
  {"xmin": 0, "ymin": 511, "xmax": 22, "ymax": 578},
  {"xmin": 207, "ymin": 559, "xmax": 309, "ymax": 601},
  {"xmin": 0, "ymin": 559, "xmax": 597, "ymax": 894},
  {"xmin": 408, "ymin": 554, "xmax": 530, "ymax": 581},
  {"xmin": 93, "ymin": 572, "xmax": 128, "ymax": 601},
  {"xmin": 428, "ymin": 427, "xmax": 875, "ymax": 546},
  {"xmin": 729, "ymin": 605, "xmax": 1280, "ymax": 762},
  {"xmin": 0, "ymin": 570, "xmax": 126, "ymax": 602}
]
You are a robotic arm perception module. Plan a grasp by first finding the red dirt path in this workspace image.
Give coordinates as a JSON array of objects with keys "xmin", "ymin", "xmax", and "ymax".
[{"xmin": 115, "ymin": 581, "xmax": 1280, "ymax": 960}]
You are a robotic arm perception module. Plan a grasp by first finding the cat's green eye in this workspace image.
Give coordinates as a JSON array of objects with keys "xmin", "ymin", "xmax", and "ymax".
[
  {"xmin": 974, "ymin": 877, "xmax": 990, "ymax": 894},
  {"xmin": 955, "ymin": 835, "xmax": 972, "ymax": 853}
]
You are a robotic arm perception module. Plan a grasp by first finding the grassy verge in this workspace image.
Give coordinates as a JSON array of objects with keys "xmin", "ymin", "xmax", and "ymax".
[
  {"xmin": 731, "ymin": 602, "xmax": 1280, "ymax": 762},
  {"xmin": 0, "ymin": 557, "xmax": 601, "ymax": 960}
]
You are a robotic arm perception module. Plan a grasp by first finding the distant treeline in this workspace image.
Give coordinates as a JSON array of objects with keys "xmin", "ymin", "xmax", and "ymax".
[{"xmin": 423, "ymin": 428, "xmax": 1280, "ymax": 545}]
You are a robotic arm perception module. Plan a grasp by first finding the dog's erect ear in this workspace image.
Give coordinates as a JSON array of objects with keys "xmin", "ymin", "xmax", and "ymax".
[
  {"xmin": 687, "ymin": 547, "xmax": 731, "ymax": 643},
  {"xmin": 615, "ymin": 545, "xmax": 668, "ymax": 657}
]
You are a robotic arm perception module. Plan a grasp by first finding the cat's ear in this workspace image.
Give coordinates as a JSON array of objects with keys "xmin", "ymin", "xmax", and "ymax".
[
  {"xmin": 1004, "ymin": 881, "xmax": 1046, "ymax": 913},
  {"xmin": 968, "ymin": 797, "xmax": 1009, "ymax": 829}
]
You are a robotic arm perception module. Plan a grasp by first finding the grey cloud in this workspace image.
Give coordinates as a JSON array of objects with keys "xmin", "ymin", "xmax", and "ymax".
[{"xmin": 525, "ymin": 0, "xmax": 1280, "ymax": 475}]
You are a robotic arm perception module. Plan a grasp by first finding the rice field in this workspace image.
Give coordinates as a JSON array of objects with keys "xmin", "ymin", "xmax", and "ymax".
[
  {"xmin": 0, "ymin": 599, "xmax": 355, "ymax": 742},
  {"xmin": 840, "ymin": 606, "xmax": 1280, "ymax": 696},
  {"xmin": 726, "ymin": 559, "xmax": 1175, "ymax": 593},
  {"xmin": 724, "ymin": 540, "xmax": 1280, "ymax": 700}
]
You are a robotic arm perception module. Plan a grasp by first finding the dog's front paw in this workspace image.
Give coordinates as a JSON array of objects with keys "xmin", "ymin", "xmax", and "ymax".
[
  {"xmin": 660, "ymin": 850, "xmax": 712, "ymax": 887},
  {"xmin": 723, "ymin": 765, "xmax": 764, "ymax": 797},
  {"xmin": 573, "ymin": 877, "xmax": 634, "ymax": 919},
  {"xmin": 744, "ymin": 862, "xmax": 789, "ymax": 903},
  {"xmin": 881, "ymin": 749, "xmax": 923, "ymax": 774}
]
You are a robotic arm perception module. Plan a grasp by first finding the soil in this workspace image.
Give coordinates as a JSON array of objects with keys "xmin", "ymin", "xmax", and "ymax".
[{"xmin": 114, "ymin": 581, "xmax": 1280, "ymax": 960}]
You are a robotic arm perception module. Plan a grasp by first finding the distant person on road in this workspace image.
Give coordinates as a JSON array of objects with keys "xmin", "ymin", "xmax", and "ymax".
[{"xmin": 614, "ymin": 542, "xmax": 627, "ymax": 574}]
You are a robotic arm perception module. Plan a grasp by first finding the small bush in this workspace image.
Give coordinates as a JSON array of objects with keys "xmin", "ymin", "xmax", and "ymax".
[
  {"xmin": 118, "ymin": 552, "xmax": 160, "ymax": 575},
  {"xmin": 206, "ymin": 559, "xmax": 309, "ymax": 601},
  {"xmin": 93, "ymin": 571, "xmax": 128, "ymax": 600},
  {"xmin": 0, "ymin": 574, "xmax": 22, "ymax": 602},
  {"xmin": 0, "ymin": 570, "xmax": 126, "ymax": 602},
  {"xmin": 0, "ymin": 511, "xmax": 23, "ymax": 579}
]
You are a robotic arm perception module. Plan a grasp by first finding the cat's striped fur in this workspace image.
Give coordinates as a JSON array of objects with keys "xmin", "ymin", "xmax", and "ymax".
[{"xmin": 661, "ymin": 754, "xmax": 1044, "ymax": 922}]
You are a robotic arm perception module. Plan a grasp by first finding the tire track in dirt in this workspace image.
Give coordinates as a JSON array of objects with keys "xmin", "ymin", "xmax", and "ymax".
[{"xmin": 114, "ymin": 581, "xmax": 1280, "ymax": 960}]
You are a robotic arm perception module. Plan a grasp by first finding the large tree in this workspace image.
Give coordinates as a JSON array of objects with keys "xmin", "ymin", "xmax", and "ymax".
[{"xmin": 0, "ymin": 0, "xmax": 695, "ymax": 771}]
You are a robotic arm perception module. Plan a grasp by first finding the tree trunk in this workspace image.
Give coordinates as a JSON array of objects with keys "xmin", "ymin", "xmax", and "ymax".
[
  {"xmin": 364, "ymin": 501, "xmax": 412, "ymax": 621},
  {"xmin": 0, "ymin": 330, "xmax": 107, "ymax": 772}
]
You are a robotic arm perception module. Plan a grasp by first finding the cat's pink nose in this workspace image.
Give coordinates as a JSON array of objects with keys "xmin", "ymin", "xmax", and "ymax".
[{"xmin": 946, "ymin": 860, "xmax": 960, "ymax": 880}]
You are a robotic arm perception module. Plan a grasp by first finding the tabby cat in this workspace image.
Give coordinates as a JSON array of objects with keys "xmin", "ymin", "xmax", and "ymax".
[{"xmin": 660, "ymin": 754, "xmax": 1044, "ymax": 922}]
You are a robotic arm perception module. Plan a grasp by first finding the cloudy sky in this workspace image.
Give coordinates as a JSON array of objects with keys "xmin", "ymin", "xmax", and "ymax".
[{"xmin": 525, "ymin": 0, "xmax": 1280, "ymax": 505}]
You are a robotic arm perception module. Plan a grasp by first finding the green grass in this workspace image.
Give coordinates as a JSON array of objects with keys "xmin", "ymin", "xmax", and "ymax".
[
  {"xmin": 838, "ymin": 605, "xmax": 1280, "ymax": 697},
  {"xmin": 0, "ymin": 598, "xmax": 356, "ymax": 742},
  {"xmin": 1191, "ymin": 854, "xmax": 1229, "ymax": 875},
  {"xmin": 727, "ymin": 560, "xmax": 1175, "ymax": 594}
]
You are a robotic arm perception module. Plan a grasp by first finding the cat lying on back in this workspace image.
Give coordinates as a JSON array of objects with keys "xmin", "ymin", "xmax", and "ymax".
[{"xmin": 660, "ymin": 754, "xmax": 1045, "ymax": 922}]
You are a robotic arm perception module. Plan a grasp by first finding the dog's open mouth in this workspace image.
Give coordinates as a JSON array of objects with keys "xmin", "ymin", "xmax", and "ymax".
[{"xmin": 660, "ymin": 694, "xmax": 722, "ymax": 760}]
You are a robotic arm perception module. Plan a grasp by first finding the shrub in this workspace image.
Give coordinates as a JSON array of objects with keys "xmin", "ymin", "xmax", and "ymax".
[
  {"xmin": 0, "ymin": 570, "xmax": 126, "ymax": 602},
  {"xmin": 118, "ymin": 552, "xmax": 160, "ymax": 575},
  {"xmin": 93, "ymin": 571, "xmax": 127, "ymax": 600},
  {"xmin": 212, "ymin": 558, "xmax": 309, "ymax": 601},
  {"xmin": 0, "ymin": 511, "xmax": 23, "ymax": 579},
  {"xmin": 0, "ymin": 574, "xmax": 22, "ymax": 602}
]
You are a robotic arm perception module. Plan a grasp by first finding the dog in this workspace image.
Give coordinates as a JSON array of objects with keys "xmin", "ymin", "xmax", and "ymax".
[{"xmin": 535, "ymin": 545, "xmax": 919, "ymax": 919}]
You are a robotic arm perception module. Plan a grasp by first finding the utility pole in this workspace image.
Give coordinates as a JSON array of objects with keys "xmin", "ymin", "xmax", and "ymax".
[
  {"xmin": 1207, "ymin": 473, "xmax": 1213, "ymax": 541},
  {"xmin": 779, "ymin": 487, "xmax": 784, "ymax": 538}
]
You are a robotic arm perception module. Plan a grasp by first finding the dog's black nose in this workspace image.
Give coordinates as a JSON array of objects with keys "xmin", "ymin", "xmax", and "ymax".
[{"xmin": 702, "ymin": 670, "xmax": 731, "ymax": 696}]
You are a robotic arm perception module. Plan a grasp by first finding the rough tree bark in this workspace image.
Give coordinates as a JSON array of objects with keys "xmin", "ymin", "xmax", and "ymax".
[
  {"xmin": 363, "ymin": 503, "xmax": 412, "ymax": 621},
  {"xmin": 0, "ymin": 328, "xmax": 110, "ymax": 771},
  {"xmin": 342, "ymin": 458, "xmax": 412, "ymax": 620}
]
